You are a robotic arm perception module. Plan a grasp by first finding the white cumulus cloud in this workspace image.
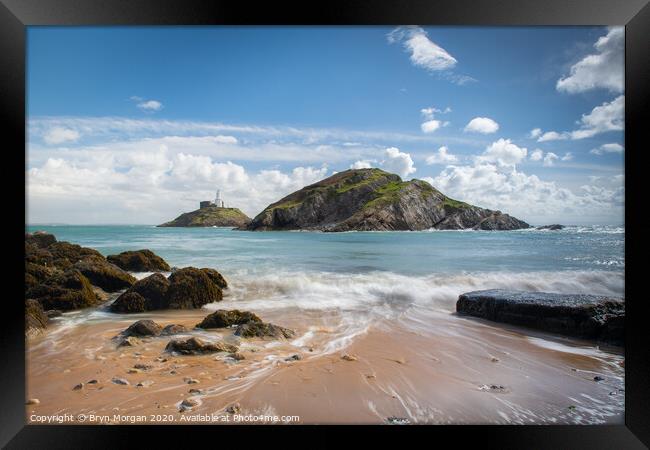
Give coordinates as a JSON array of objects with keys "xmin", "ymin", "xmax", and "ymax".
[
  {"xmin": 533, "ymin": 95, "xmax": 624, "ymax": 142},
  {"xmin": 420, "ymin": 106, "xmax": 450, "ymax": 134},
  {"xmin": 543, "ymin": 152, "xmax": 559, "ymax": 167},
  {"xmin": 432, "ymin": 160, "xmax": 623, "ymax": 224},
  {"xmin": 43, "ymin": 127, "xmax": 81, "ymax": 145},
  {"xmin": 530, "ymin": 149, "xmax": 544, "ymax": 161},
  {"xmin": 477, "ymin": 138, "xmax": 527, "ymax": 167},
  {"xmin": 590, "ymin": 143, "xmax": 624, "ymax": 155},
  {"xmin": 538, "ymin": 131, "xmax": 568, "ymax": 142},
  {"xmin": 382, "ymin": 147, "xmax": 416, "ymax": 178},
  {"xmin": 138, "ymin": 100, "xmax": 163, "ymax": 112},
  {"xmin": 350, "ymin": 160, "xmax": 373, "ymax": 169},
  {"xmin": 464, "ymin": 117, "xmax": 499, "ymax": 134},
  {"xmin": 557, "ymin": 27, "xmax": 624, "ymax": 94},
  {"xmin": 570, "ymin": 95, "xmax": 624, "ymax": 139},
  {"xmin": 131, "ymin": 96, "xmax": 164, "ymax": 112},
  {"xmin": 421, "ymin": 120, "xmax": 443, "ymax": 133},
  {"xmin": 425, "ymin": 146, "xmax": 458, "ymax": 165}
]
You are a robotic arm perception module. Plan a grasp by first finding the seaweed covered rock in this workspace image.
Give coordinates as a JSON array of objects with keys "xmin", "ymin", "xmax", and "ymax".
[
  {"xmin": 200, "ymin": 268, "xmax": 228, "ymax": 290},
  {"xmin": 25, "ymin": 241, "xmax": 55, "ymax": 267},
  {"xmin": 161, "ymin": 324, "xmax": 188, "ymax": 335},
  {"xmin": 25, "ymin": 262, "xmax": 61, "ymax": 290},
  {"xmin": 25, "ymin": 231, "xmax": 57, "ymax": 249},
  {"xmin": 25, "ymin": 299, "xmax": 48, "ymax": 337},
  {"xmin": 110, "ymin": 273, "xmax": 170, "ymax": 312},
  {"xmin": 26, "ymin": 269, "xmax": 99, "ymax": 311},
  {"xmin": 456, "ymin": 289, "xmax": 624, "ymax": 345},
  {"xmin": 121, "ymin": 319, "xmax": 163, "ymax": 337},
  {"xmin": 166, "ymin": 267, "xmax": 223, "ymax": 309},
  {"xmin": 48, "ymin": 241, "xmax": 103, "ymax": 268},
  {"xmin": 234, "ymin": 322, "xmax": 295, "ymax": 339},
  {"xmin": 73, "ymin": 256, "xmax": 136, "ymax": 292},
  {"xmin": 110, "ymin": 268, "xmax": 223, "ymax": 313},
  {"xmin": 165, "ymin": 337, "xmax": 238, "ymax": 355},
  {"xmin": 196, "ymin": 309, "xmax": 261, "ymax": 329},
  {"xmin": 110, "ymin": 291, "xmax": 147, "ymax": 313},
  {"xmin": 107, "ymin": 250, "xmax": 171, "ymax": 272}
]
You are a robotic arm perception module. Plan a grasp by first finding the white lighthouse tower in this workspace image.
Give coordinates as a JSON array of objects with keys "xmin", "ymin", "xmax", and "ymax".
[{"xmin": 214, "ymin": 190, "xmax": 224, "ymax": 208}]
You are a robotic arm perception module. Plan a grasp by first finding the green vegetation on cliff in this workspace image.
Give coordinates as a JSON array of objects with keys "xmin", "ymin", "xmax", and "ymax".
[
  {"xmin": 246, "ymin": 168, "xmax": 530, "ymax": 231},
  {"xmin": 158, "ymin": 206, "xmax": 251, "ymax": 228}
]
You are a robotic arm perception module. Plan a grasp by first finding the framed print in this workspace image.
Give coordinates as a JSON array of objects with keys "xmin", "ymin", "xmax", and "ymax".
[{"xmin": 2, "ymin": 0, "xmax": 649, "ymax": 447}]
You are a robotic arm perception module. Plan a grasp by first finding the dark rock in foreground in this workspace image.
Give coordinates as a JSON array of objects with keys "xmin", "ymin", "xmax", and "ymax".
[
  {"xmin": 26, "ymin": 231, "xmax": 57, "ymax": 248},
  {"xmin": 234, "ymin": 322, "xmax": 295, "ymax": 339},
  {"xmin": 166, "ymin": 267, "xmax": 223, "ymax": 309},
  {"xmin": 122, "ymin": 319, "xmax": 163, "ymax": 337},
  {"xmin": 245, "ymin": 168, "xmax": 529, "ymax": 232},
  {"xmin": 25, "ymin": 232, "xmax": 133, "ymax": 319},
  {"xmin": 537, "ymin": 224, "xmax": 565, "ymax": 230},
  {"xmin": 73, "ymin": 256, "xmax": 136, "ymax": 292},
  {"xmin": 107, "ymin": 249, "xmax": 171, "ymax": 272},
  {"xmin": 200, "ymin": 268, "xmax": 228, "ymax": 289},
  {"xmin": 110, "ymin": 273, "xmax": 169, "ymax": 312},
  {"xmin": 165, "ymin": 337, "xmax": 238, "ymax": 355},
  {"xmin": 161, "ymin": 324, "xmax": 188, "ymax": 335},
  {"xmin": 110, "ymin": 268, "xmax": 225, "ymax": 313},
  {"xmin": 456, "ymin": 289, "xmax": 624, "ymax": 345},
  {"xmin": 26, "ymin": 269, "xmax": 100, "ymax": 311},
  {"xmin": 196, "ymin": 309, "xmax": 261, "ymax": 329}
]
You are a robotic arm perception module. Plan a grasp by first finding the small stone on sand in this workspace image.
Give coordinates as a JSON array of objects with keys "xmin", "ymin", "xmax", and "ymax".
[
  {"xmin": 111, "ymin": 377, "xmax": 130, "ymax": 385},
  {"xmin": 226, "ymin": 403, "xmax": 241, "ymax": 414},
  {"xmin": 73, "ymin": 383, "xmax": 84, "ymax": 390},
  {"xmin": 26, "ymin": 398, "xmax": 40, "ymax": 405},
  {"xmin": 341, "ymin": 354, "xmax": 358, "ymax": 361}
]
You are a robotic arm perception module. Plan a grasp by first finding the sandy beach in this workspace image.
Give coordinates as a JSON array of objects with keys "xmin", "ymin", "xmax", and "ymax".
[{"xmin": 26, "ymin": 294, "xmax": 624, "ymax": 425}]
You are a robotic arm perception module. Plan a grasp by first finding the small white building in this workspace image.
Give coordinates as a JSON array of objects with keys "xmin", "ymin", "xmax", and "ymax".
[
  {"xmin": 200, "ymin": 189, "xmax": 225, "ymax": 209},
  {"xmin": 215, "ymin": 190, "xmax": 225, "ymax": 208}
]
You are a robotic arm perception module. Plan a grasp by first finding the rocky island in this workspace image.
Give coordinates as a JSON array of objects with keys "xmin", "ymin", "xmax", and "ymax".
[
  {"xmin": 158, "ymin": 205, "xmax": 251, "ymax": 228},
  {"xmin": 244, "ymin": 168, "xmax": 529, "ymax": 232}
]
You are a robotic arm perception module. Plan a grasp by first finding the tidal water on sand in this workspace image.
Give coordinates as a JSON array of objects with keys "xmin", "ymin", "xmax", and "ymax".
[{"xmin": 26, "ymin": 225, "xmax": 625, "ymax": 424}]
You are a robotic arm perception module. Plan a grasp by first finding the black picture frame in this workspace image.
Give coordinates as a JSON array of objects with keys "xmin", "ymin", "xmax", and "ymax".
[{"xmin": 2, "ymin": 0, "xmax": 648, "ymax": 447}]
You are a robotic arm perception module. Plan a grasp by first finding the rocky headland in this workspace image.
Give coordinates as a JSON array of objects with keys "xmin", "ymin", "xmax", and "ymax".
[
  {"xmin": 244, "ymin": 168, "xmax": 529, "ymax": 232},
  {"xmin": 158, "ymin": 206, "xmax": 251, "ymax": 228}
]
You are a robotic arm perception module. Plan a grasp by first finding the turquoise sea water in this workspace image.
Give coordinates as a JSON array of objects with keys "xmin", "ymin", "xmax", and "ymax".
[
  {"xmin": 26, "ymin": 224, "xmax": 624, "ymax": 313},
  {"xmin": 27, "ymin": 225, "xmax": 624, "ymax": 276}
]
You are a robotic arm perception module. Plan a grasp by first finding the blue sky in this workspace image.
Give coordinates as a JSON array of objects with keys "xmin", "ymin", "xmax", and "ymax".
[{"xmin": 26, "ymin": 26, "xmax": 624, "ymax": 225}]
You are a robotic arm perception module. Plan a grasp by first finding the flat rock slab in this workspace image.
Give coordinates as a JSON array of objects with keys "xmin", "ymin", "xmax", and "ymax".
[{"xmin": 456, "ymin": 289, "xmax": 624, "ymax": 345}]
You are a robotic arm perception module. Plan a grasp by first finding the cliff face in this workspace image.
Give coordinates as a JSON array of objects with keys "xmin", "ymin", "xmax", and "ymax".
[
  {"xmin": 245, "ymin": 168, "xmax": 529, "ymax": 232},
  {"xmin": 158, "ymin": 206, "xmax": 251, "ymax": 228}
]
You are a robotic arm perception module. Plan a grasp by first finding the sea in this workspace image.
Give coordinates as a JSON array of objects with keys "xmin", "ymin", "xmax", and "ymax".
[
  {"xmin": 26, "ymin": 224, "xmax": 625, "ymax": 335},
  {"xmin": 25, "ymin": 224, "xmax": 626, "ymax": 424}
]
